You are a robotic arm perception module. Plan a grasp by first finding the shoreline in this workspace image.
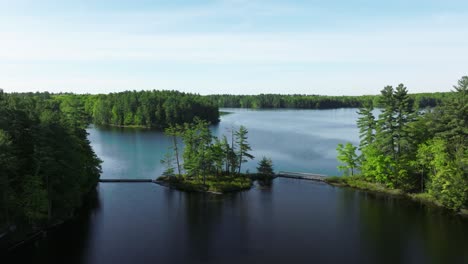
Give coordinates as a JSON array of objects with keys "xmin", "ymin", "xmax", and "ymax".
[
  {"xmin": 155, "ymin": 174, "xmax": 273, "ymax": 194},
  {"xmin": 323, "ymin": 176, "xmax": 468, "ymax": 217}
]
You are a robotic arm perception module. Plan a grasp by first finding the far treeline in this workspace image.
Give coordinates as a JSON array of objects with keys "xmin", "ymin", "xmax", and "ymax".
[
  {"xmin": 0, "ymin": 91, "xmax": 102, "ymax": 240},
  {"xmin": 206, "ymin": 92, "xmax": 454, "ymax": 109},
  {"xmin": 7, "ymin": 90, "xmax": 453, "ymax": 131},
  {"xmin": 335, "ymin": 76, "xmax": 467, "ymax": 211},
  {"xmin": 55, "ymin": 90, "xmax": 220, "ymax": 128}
]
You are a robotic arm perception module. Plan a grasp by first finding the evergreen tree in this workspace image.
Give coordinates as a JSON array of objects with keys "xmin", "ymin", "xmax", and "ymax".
[
  {"xmin": 257, "ymin": 157, "xmax": 274, "ymax": 177},
  {"xmin": 165, "ymin": 125, "xmax": 182, "ymax": 178},
  {"xmin": 377, "ymin": 85, "xmax": 397, "ymax": 159},
  {"xmin": 235, "ymin": 126, "xmax": 254, "ymax": 175},
  {"xmin": 356, "ymin": 103, "xmax": 375, "ymax": 150}
]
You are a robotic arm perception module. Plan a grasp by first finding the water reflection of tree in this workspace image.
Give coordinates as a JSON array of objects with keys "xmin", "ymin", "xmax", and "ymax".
[
  {"xmin": 9, "ymin": 187, "xmax": 101, "ymax": 264},
  {"xmin": 336, "ymin": 188, "xmax": 468, "ymax": 264},
  {"xmin": 182, "ymin": 192, "xmax": 228, "ymax": 262},
  {"xmin": 179, "ymin": 187, "xmax": 274, "ymax": 263}
]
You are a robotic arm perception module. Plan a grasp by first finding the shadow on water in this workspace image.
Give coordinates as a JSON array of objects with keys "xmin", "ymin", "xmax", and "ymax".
[
  {"xmin": 6, "ymin": 188, "xmax": 101, "ymax": 263},
  {"xmin": 335, "ymin": 187, "xmax": 468, "ymax": 264}
]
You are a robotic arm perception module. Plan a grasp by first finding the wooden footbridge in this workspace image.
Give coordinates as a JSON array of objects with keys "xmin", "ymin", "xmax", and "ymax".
[
  {"xmin": 99, "ymin": 179, "xmax": 155, "ymax": 183},
  {"xmin": 99, "ymin": 172, "xmax": 328, "ymax": 183},
  {"xmin": 276, "ymin": 171, "xmax": 327, "ymax": 182}
]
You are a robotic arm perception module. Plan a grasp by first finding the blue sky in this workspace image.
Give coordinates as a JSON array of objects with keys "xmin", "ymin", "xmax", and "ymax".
[{"xmin": 1, "ymin": 0, "xmax": 467, "ymax": 95}]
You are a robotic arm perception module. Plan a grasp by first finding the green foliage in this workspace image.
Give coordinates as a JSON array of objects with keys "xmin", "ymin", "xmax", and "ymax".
[
  {"xmin": 336, "ymin": 142, "xmax": 359, "ymax": 176},
  {"xmin": 348, "ymin": 76, "xmax": 468, "ymax": 211},
  {"xmin": 360, "ymin": 145, "xmax": 395, "ymax": 185},
  {"xmin": 415, "ymin": 139, "xmax": 467, "ymax": 210},
  {"xmin": 356, "ymin": 103, "xmax": 375, "ymax": 150},
  {"xmin": 235, "ymin": 125, "xmax": 254, "ymax": 175},
  {"xmin": 162, "ymin": 120, "xmax": 258, "ymax": 192},
  {"xmin": 161, "ymin": 152, "xmax": 176, "ymax": 177},
  {"xmin": 21, "ymin": 174, "xmax": 48, "ymax": 222},
  {"xmin": 325, "ymin": 175, "xmax": 404, "ymax": 195},
  {"xmin": 65, "ymin": 90, "xmax": 220, "ymax": 128},
  {"xmin": 165, "ymin": 125, "xmax": 182, "ymax": 177},
  {"xmin": 257, "ymin": 157, "xmax": 274, "ymax": 177},
  {"xmin": 0, "ymin": 92, "xmax": 102, "ymax": 229},
  {"xmin": 157, "ymin": 175, "xmax": 252, "ymax": 193},
  {"xmin": 206, "ymin": 92, "xmax": 452, "ymax": 109}
]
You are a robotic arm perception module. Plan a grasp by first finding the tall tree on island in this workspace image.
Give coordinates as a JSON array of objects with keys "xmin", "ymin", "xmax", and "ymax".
[
  {"xmin": 235, "ymin": 126, "xmax": 254, "ymax": 175},
  {"xmin": 257, "ymin": 157, "xmax": 274, "ymax": 177},
  {"xmin": 165, "ymin": 125, "xmax": 182, "ymax": 178}
]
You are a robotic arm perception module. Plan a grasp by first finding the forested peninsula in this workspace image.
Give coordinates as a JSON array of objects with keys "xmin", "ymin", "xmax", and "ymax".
[
  {"xmin": 0, "ymin": 91, "xmax": 102, "ymax": 248},
  {"xmin": 57, "ymin": 90, "xmax": 220, "ymax": 128},
  {"xmin": 332, "ymin": 77, "xmax": 467, "ymax": 213}
]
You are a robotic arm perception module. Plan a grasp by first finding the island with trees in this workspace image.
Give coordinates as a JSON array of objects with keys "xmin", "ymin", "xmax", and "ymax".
[
  {"xmin": 156, "ymin": 119, "xmax": 275, "ymax": 193},
  {"xmin": 330, "ymin": 76, "xmax": 467, "ymax": 213}
]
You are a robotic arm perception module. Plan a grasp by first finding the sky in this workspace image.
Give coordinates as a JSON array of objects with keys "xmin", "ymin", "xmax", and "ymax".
[{"xmin": 1, "ymin": 0, "xmax": 467, "ymax": 95}]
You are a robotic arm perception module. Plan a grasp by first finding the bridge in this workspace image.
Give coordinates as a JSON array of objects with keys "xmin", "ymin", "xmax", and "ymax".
[
  {"xmin": 276, "ymin": 171, "xmax": 327, "ymax": 182},
  {"xmin": 98, "ymin": 172, "xmax": 328, "ymax": 183},
  {"xmin": 99, "ymin": 179, "xmax": 155, "ymax": 183}
]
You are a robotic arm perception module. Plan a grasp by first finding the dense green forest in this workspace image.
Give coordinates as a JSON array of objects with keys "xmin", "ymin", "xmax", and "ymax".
[
  {"xmin": 335, "ymin": 77, "xmax": 467, "ymax": 211},
  {"xmin": 0, "ymin": 91, "xmax": 102, "ymax": 237},
  {"xmin": 56, "ymin": 90, "xmax": 220, "ymax": 128},
  {"xmin": 206, "ymin": 92, "xmax": 453, "ymax": 109}
]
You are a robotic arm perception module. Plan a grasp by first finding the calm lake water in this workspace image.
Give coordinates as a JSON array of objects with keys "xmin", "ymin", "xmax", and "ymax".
[{"xmin": 9, "ymin": 109, "xmax": 468, "ymax": 264}]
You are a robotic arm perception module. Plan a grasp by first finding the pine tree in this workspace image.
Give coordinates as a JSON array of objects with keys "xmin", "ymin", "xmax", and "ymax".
[
  {"xmin": 257, "ymin": 157, "xmax": 274, "ymax": 177},
  {"xmin": 165, "ymin": 125, "xmax": 182, "ymax": 178},
  {"xmin": 356, "ymin": 103, "xmax": 375, "ymax": 151},
  {"xmin": 235, "ymin": 126, "xmax": 254, "ymax": 175}
]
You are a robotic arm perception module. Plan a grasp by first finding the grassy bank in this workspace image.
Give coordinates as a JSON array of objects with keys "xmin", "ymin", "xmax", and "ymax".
[
  {"xmin": 324, "ymin": 176, "xmax": 467, "ymax": 216},
  {"xmin": 219, "ymin": 111, "xmax": 233, "ymax": 116},
  {"xmin": 325, "ymin": 176, "xmax": 404, "ymax": 195},
  {"xmin": 156, "ymin": 175, "xmax": 254, "ymax": 194}
]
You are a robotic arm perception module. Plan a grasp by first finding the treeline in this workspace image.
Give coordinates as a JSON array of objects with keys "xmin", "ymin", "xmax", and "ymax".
[
  {"xmin": 206, "ymin": 92, "xmax": 454, "ymax": 109},
  {"xmin": 0, "ymin": 91, "xmax": 101, "ymax": 236},
  {"xmin": 56, "ymin": 90, "xmax": 220, "ymax": 128},
  {"xmin": 336, "ymin": 77, "xmax": 467, "ymax": 211}
]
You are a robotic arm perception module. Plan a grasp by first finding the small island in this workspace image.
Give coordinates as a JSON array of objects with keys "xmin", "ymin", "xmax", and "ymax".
[{"xmin": 155, "ymin": 119, "xmax": 274, "ymax": 193}]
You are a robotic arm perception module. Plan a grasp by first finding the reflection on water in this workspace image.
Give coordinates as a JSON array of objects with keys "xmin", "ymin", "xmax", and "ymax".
[{"xmin": 8, "ymin": 109, "xmax": 468, "ymax": 264}]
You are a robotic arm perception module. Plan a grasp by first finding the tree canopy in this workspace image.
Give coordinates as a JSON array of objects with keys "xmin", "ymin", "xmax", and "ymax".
[
  {"xmin": 336, "ymin": 76, "xmax": 467, "ymax": 211},
  {"xmin": 0, "ymin": 92, "xmax": 102, "ymax": 233}
]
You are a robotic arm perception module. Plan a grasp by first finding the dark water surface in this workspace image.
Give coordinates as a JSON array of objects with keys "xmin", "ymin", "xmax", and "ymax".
[{"xmin": 9, "ymin": 109, "xmax": 468, "ymax": 264}]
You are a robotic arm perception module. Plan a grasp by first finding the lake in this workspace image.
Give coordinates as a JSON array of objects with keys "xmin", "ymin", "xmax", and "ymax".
[{"xmin": 9, "ymin": 108, "xmax": 468, "ymax": 264}]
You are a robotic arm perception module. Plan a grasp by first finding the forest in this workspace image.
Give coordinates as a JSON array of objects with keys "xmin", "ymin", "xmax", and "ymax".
[
  {"xmin": 0, "ymin": 91, "xmax": 102, "ymax": 239},
  {"xmin": 335, "ymin": 77, "xmax": 467, "ymax": 211},
  {"xmin": 205, "ymin": 92, "xmax": 453, "ymax": 109},
  {"xmin": 56, "ymin": 90, "xmax": 220, "ymax": 128}
]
